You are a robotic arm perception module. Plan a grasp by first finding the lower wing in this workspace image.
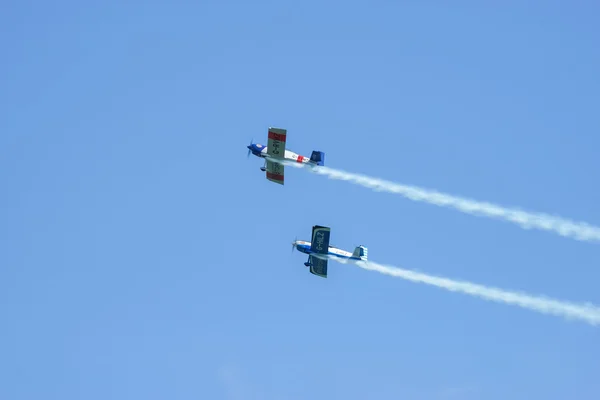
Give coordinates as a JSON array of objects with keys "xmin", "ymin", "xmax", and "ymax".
[
  {"xmin": 309, "ymin": 255, "xmax": 328, "ymax": 278},
  {"xmin": 265, "ymin": 159, "xmax": 284, "ymax": 185}
]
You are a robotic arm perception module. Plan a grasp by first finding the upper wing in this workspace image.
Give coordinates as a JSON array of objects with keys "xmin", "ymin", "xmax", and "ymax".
[
  {"xmin": 309, "ymin": 255, "xmax": 328, "ymax": 278},
  {"xmin": 309, "ymin": 225, "xmax": 331, "ymax": 277},
  {"xmin": 310, "ymin": 225, "xmax": 331, "ymax": 254},
  {"xmin": 265, "ymin": 159, "xmax": 284, "ymax": 185},
  {"xmin": 266, "ymin": 127, "xmax": 287, "ymax": 159}
]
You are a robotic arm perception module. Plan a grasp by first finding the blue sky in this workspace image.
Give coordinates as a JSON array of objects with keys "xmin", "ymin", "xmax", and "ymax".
[{"xmin": 2, "ymin": 1, "xmax": 600, "ymax": 399}]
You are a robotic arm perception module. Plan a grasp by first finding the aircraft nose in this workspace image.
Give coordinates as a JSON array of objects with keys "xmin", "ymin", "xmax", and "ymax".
[{"xmin": 247, "ymin": 143, "xmax": 264, "ymax": 154}]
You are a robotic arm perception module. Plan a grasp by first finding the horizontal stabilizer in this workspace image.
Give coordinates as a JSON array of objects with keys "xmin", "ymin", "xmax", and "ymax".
[
  {"xmin": 352, "ymin": 245, "xmax": 368, "ymax": 260},
  {"xmin": 310, "ymin": 151, "xmax": 325, "ymax": 166}
]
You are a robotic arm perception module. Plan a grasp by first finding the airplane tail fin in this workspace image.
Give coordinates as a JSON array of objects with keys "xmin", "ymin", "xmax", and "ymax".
[
  {"xmin": 310, "ymin": 151, "xmax": 325, "ymax": 166},
  {"xmin": 352, "ymin": 245, "xmax": 368, "ymax": 261}
]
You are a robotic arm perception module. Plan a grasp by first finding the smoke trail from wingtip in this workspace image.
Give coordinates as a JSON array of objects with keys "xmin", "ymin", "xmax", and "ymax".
[
  {"xmin": 281, "ymin": 161, "xmax": 600, "ymax": 243},
  {"xmin": 336, "ymin": 258, "xmax": 600, "ymax": 326}
]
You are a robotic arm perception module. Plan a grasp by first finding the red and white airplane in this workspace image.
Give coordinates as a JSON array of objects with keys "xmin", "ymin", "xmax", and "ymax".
[{"xmin": 246, "ymin": 127, "xmax": 325, "ymax": 185}]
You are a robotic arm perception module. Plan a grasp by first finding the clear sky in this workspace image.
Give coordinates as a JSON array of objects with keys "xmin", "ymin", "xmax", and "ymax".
[{"xmin": 2, "ymin": 1, "xmax": 600, "ymax": 399}]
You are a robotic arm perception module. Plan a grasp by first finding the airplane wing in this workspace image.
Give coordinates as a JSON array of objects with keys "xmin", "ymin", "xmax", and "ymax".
[
  {"xmin": 265, "ymin": 159, "xmax": 284, "ymax": 185},
  {"xmin": 267, "ymin": 127, "xmax": 286, "ymax": 159},
  {"xmin": 310, "ymin": 225, "xmax": 331, "ymax": 254},
  {"xmin": 265, "ymin": 127, "xmax": 287, "ymax": 185},
  {"xmin": 309, "ymin": 255, "xmax": 328, "ymax": 278},
  {"xmin": 309, "ymin": 225, "xmax": 330, "ymax": 277}
]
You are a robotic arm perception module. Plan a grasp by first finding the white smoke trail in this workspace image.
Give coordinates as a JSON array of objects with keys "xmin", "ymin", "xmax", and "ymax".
[
  {"xmin": 281, "ymin": 160, "xmax": 600, "ymax": 243},
  {"xmin": 336, "ymin": 258, "xmax": 600, "ymax": 326}
]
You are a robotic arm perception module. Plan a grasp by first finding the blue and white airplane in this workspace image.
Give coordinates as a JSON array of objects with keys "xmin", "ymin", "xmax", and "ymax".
[
  {"xmin": 246, "ymin": 127, "xmax": 325, "ymax": 185},
  {"xmin": 292, "ymin": 225, "xmax": 368, "ymax": 278}
]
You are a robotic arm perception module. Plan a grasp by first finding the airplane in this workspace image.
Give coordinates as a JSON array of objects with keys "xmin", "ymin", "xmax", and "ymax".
[
  {"xmin": 246, "ymin": 127, "xmax": 325, "ymax": 185},
  {"xmin": 291, "ymin": 225, "xmax": 368, "ymax": 278}
]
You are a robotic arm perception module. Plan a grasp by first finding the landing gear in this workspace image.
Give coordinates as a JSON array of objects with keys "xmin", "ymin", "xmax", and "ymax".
[
  {"xmin": 260, "ymin": 160, "xmax": 266, "ymax": 172},
  {"xmin": 304, "ymin": 261, "xmax": 311, "ymax": 267}
]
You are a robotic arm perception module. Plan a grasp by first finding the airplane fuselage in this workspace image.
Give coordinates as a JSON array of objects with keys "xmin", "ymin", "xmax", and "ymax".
[
  {"xmin": 293, "ymin": 240, "xmax": 361, "ymax": 261},
  {"xmin": 247, "ymin": 143, "xmax": 313, "ymax": 165}
]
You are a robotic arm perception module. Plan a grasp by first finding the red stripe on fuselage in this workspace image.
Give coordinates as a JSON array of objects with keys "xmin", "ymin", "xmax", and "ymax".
[
  {"xmin": 297, "ymin": 155, "xmax": 304, "ymax": 163},
  {"xmin": 268, "ymin": 131, "xmax": 286, "ymax": 142},
  {"xmin": 266, "ymin": 172, "xmax": 284, "ymax": 182}
]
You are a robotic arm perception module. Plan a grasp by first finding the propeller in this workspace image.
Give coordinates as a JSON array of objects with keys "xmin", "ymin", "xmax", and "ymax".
[
  {"xmin": 247, "ymin": 138, "xmax": 254, "ymax": 158},
  {"xmin": 291, "ymin": 236, "xmax": 297, "ymax": 253}
]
